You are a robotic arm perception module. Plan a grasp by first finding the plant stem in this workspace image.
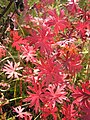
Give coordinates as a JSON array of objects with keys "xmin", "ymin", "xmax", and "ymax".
[
  {"xmin": 34, "ymin": 112, "xmax": 42, "ymax": 120},
  {"xmin": 14, "ymin": 81, "xmax": 17, "ymax": 104},
  {"xmin": 9, "ymin": 97, "xmax": 22, "ymax": 102},
  {"xmin": 19, "ymin": 79, "xmax": 22, "ymax": 106}
]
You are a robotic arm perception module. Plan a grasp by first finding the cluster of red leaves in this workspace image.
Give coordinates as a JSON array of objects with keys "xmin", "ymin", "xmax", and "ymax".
[{"xmin": 2, "ymin": 0, "xmax": 90, "ymax": 120}]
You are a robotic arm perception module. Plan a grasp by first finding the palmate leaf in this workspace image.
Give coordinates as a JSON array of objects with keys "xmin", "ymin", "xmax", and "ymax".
[
  {"xmin": 45, "ymin": 9, "xmax": 70, "ymax": 34},
  {"xmin": 46, "ymin": 84, "xmax": 67, "ymax": 107},
  {"xmin": 13, "ymin": 106, "xmax": 32, "ymax": 120},
  {"xmin": 23, "ymin": 81, "xmax": 45, "ymax": 113},
  {"xmin": 37, "ymin": 57, "xmax": 64, "ymax": 85},
  {"xmin": 10, "ymin": 30, "xmax": 28, "ymax": 51},
  {"xmin": 61, "ymin": 102, "xmax": 78, "ymax": 120},
  {"xmin": 29, "ymin": 25, "xmax": 54, "ymax": 55},
  {"xmin": 72, "ymin": 81, "xmax": 90, "ymax": 107}
]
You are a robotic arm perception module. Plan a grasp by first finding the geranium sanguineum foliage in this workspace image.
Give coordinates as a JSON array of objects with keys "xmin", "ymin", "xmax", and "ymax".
[
  {"xmin": 0, "ymin": 0, "xmax": 90, "ymax": 120},
  {"xmin": 3, "ymin": 60, "xmax": 23, "ymax": 79}
]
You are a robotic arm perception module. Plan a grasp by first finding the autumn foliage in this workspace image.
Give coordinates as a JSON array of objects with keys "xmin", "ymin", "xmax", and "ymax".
[{"xmin": 0, "ymin": 0, "xmax": 90, "ymax": 120}]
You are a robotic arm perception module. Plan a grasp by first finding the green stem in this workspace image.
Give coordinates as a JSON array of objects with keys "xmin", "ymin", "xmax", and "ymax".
[
  {"xmin": 17, "ymin": 22, "xmax": 25, "ymax": 37},
  {"xmin": 7, "ymin": 51, "xmax": 15, "ymax": 63},
  {"xmin": 0, "ymin": 57, "xmax": 11, "ymax": 63},
  {"xmin": 19, "ymin": 79, "xmax": 22, "ymax": 106},
  {"xmin": 34, "ymin": 112, "xmax": 42, "ymax": 120},
  {"xmin": 9, "ymin": 97, "xmax": 22, "ymax": 102},
  {"xmin": 14, "ymin": 81, "xmax": 17, "ymax": 104}
]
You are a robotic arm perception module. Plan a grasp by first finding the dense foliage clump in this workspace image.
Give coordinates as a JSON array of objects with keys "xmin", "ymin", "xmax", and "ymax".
[{"xmin": 0, "ymin": 0, "xmax": 90, "ymax": 120}]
